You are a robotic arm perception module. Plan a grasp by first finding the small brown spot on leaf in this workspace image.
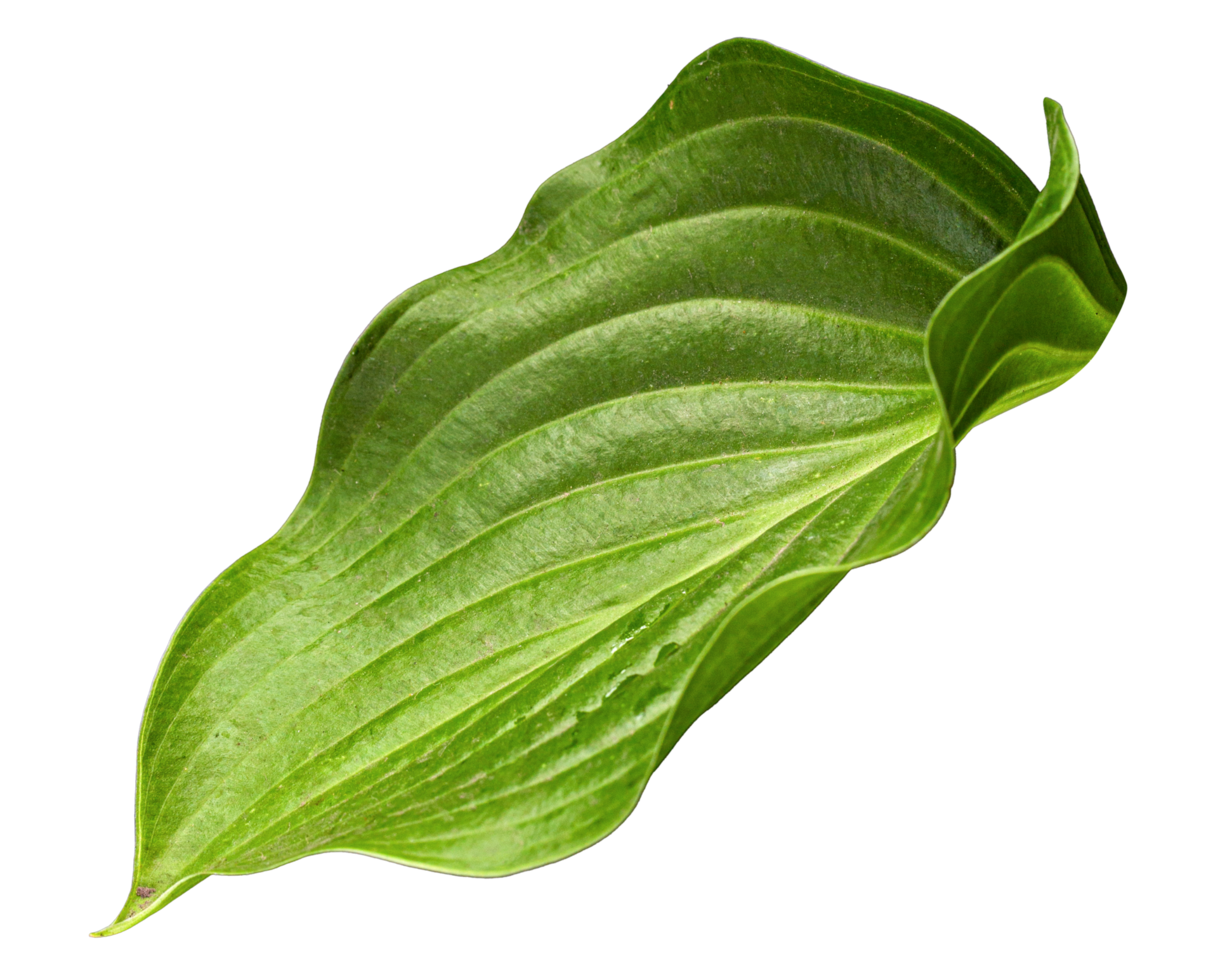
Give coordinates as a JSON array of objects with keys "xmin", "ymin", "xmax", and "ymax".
[{"xmin": 136, "ymin": 886, "xmax": 156, "ymax": 898}]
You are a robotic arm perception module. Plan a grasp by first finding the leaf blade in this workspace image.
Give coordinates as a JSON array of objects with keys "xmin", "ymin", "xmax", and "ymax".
[
  {"xmin": 98, "ymin": 40, "xmax": 1125, "ymax": 935},
  {"xmin": 927, "ymin": 98, "xmax": 1125, "ymax": 440}
]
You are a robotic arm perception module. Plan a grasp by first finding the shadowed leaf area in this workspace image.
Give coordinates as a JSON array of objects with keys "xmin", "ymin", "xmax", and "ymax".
[{"xmin": 98, "ymin": 38, "xmax": 1125, "ymax": 934}]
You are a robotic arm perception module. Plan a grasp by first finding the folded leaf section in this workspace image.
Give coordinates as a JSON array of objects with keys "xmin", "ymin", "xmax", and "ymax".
[{"xmin": 927, "ymin": 99, "xmax": 1126, "ymax": 440}]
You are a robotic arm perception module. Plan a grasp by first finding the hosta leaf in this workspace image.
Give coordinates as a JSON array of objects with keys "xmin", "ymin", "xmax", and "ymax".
[{"xmin": 97, "ymin": 38, "xmax": 1125, "ymax": 935}]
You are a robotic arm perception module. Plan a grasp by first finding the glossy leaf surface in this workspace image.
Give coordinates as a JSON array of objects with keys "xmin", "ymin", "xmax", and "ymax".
[{"xmin": 99, "ymin": 39, "xmax": 1125, "ymax": 934}]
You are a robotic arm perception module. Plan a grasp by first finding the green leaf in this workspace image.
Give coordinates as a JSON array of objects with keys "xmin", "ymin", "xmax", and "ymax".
[{"xmin": 96, "ymin": 38, "xmax": 1125, "ymax": 935}]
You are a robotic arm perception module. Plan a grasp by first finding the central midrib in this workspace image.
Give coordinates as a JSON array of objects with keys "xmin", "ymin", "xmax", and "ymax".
[
  {"xmin": 143, "ymin": 422, "xmax": 938, "ymax": 873},
  {"xmin": 143, "ymin": 374, "xmax": 934, "ymax": 747}
]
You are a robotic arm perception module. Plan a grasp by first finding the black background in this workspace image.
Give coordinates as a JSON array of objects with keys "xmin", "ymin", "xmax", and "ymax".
[{"xmin": 76, "ymin": 24, "xmax": 1140, "ymax": 949}]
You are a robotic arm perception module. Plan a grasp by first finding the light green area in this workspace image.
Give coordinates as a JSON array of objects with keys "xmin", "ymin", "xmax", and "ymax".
[{"xmin": 97, "ymin": 39, "xmax": 1125, "ymax": 935}]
